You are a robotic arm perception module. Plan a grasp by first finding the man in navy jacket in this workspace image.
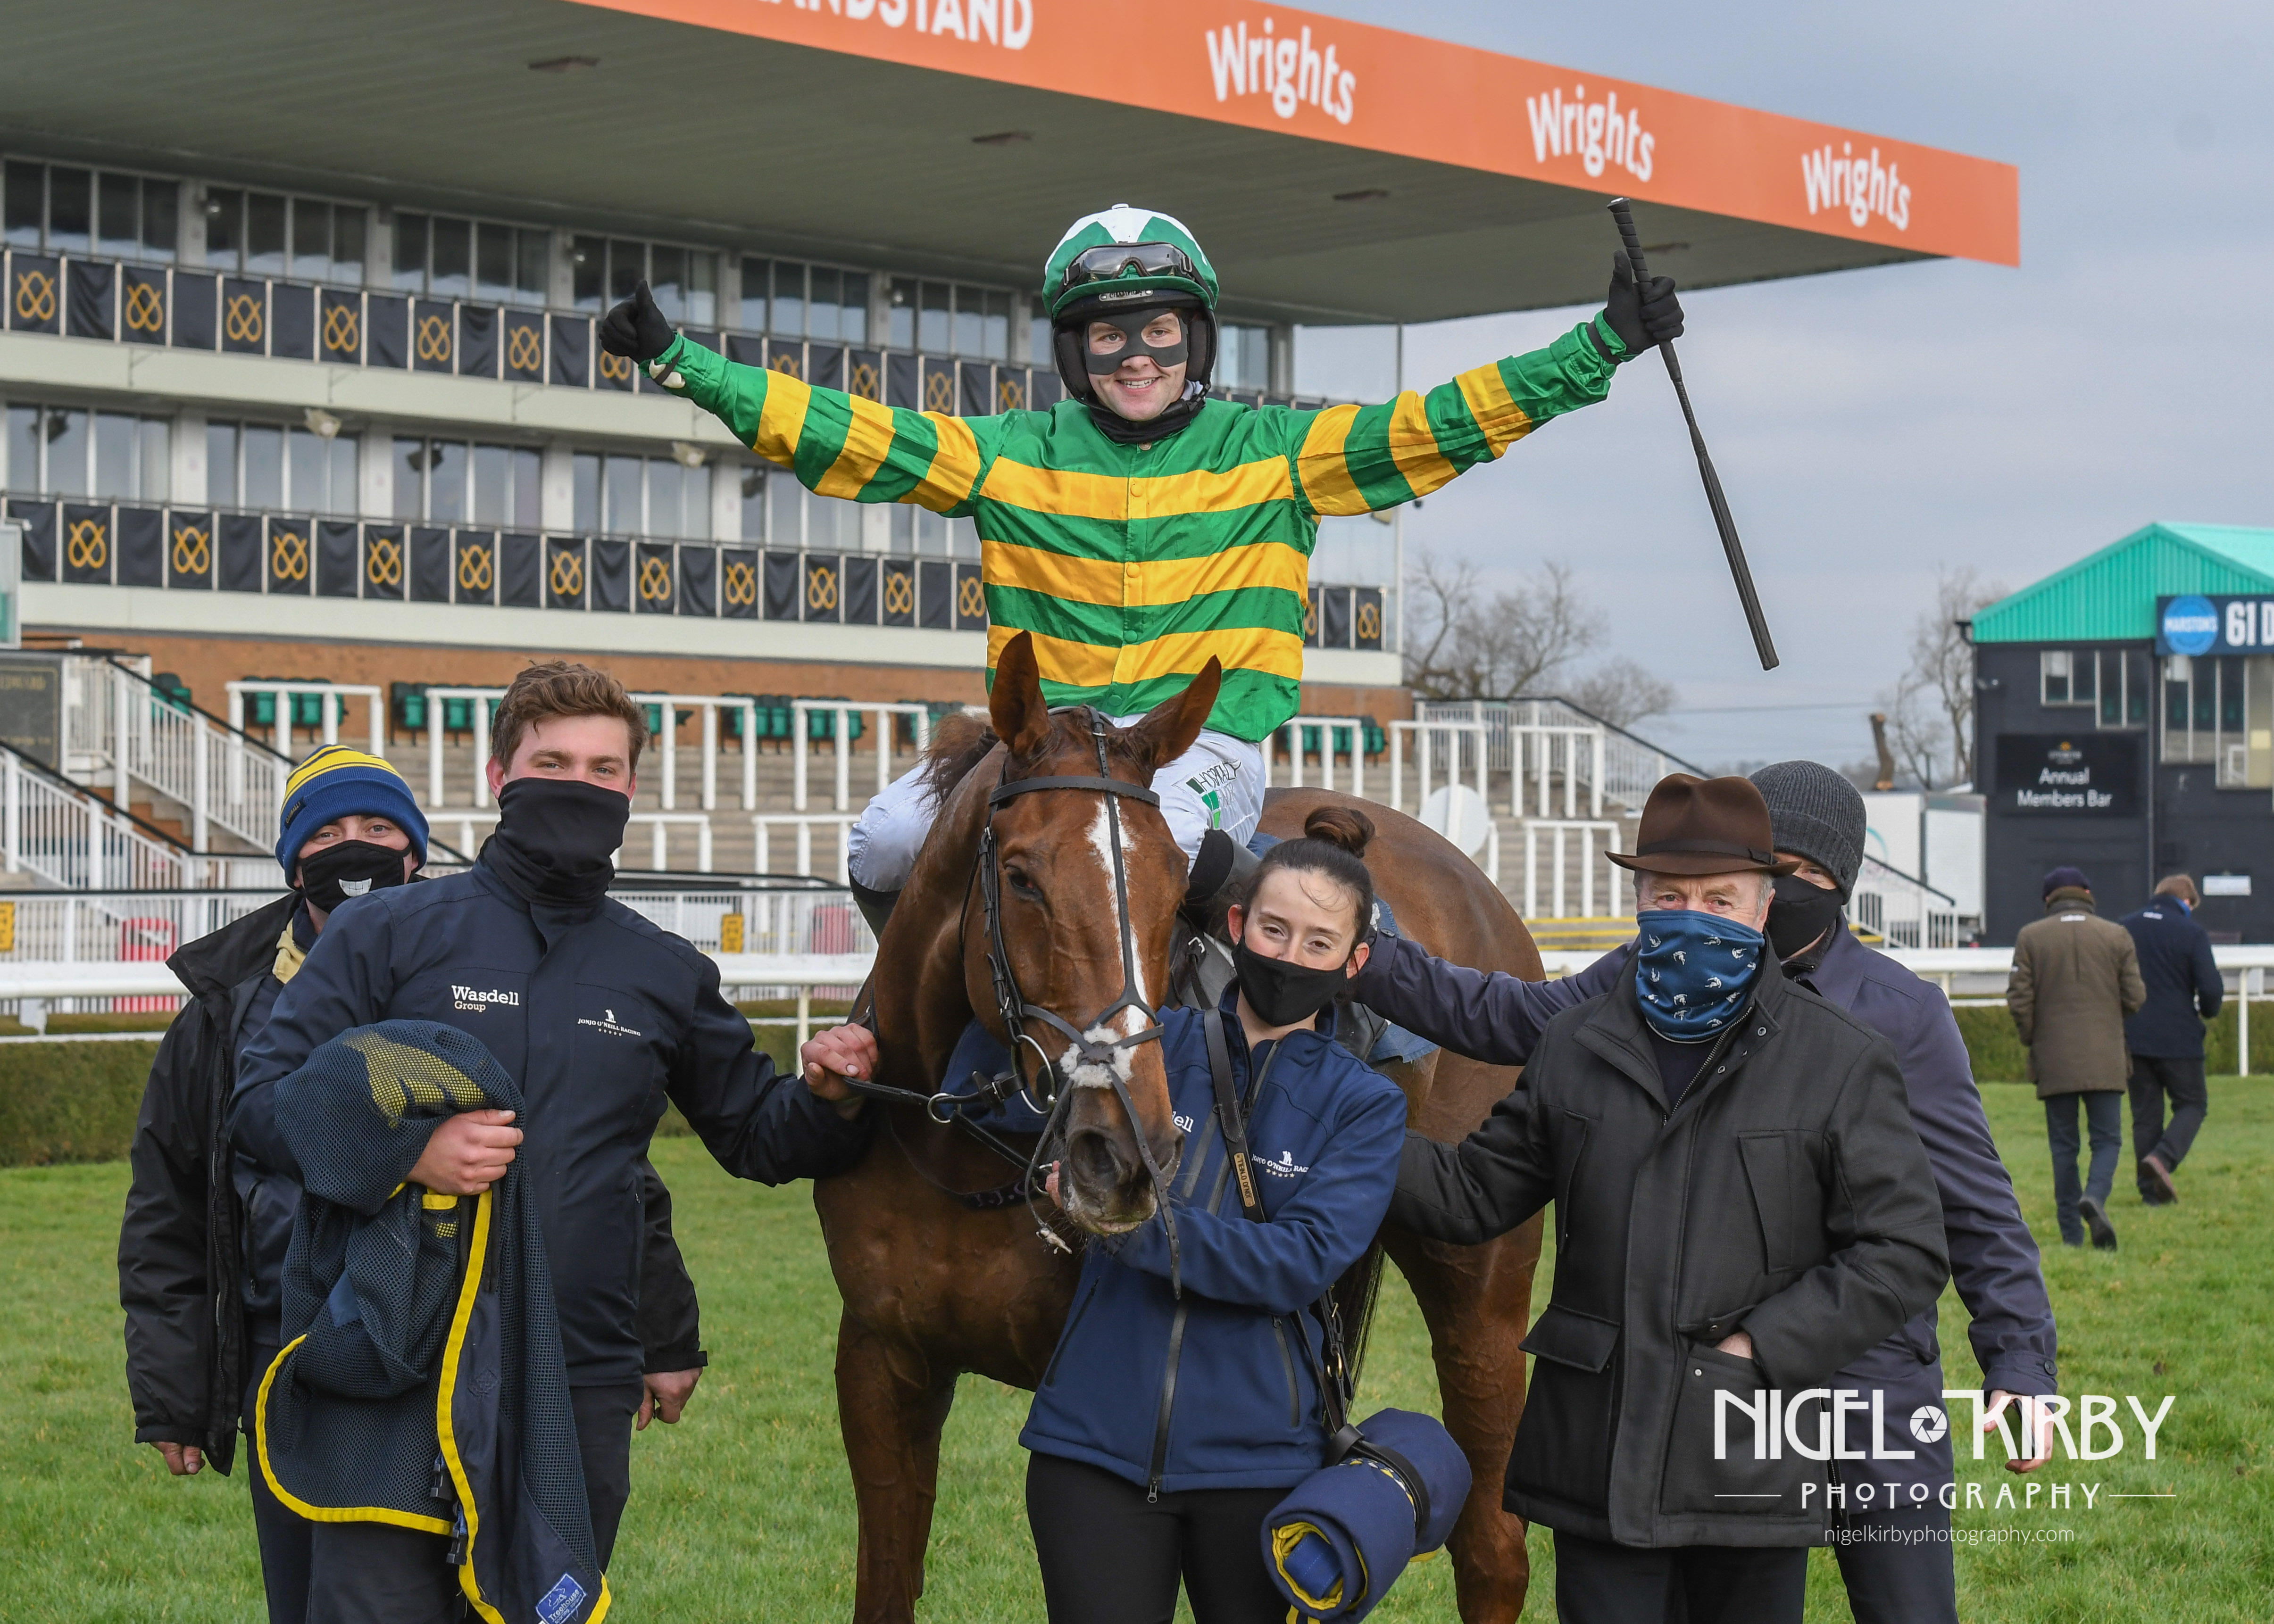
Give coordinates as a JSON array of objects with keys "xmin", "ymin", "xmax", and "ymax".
[
  {"xmin": 2120, "ymin": 876, "xmax": 2223, "ymax": 1204},
  {"xmin": 230, "ymin": 663, "xmax": 869, "ymax": 1622},
  {"xmin": 1353, "ymin": 761, "xmax": 2057, "ymax": 1624}
]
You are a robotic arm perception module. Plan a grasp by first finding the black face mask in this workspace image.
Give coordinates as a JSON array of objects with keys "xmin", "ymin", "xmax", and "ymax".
[
  {"xmin": 298, "ymin": 839, "xmax": 410, "ymax": 914},
  {"xmin": 480, "ymin": 777, "xmax": 631, "ymax": 911},
  {"xmin": 1081, "ymin": 308, "xmax": 1191, "ymax": 374},
  {"xmin": 1232, "ymin": 934, "xmax": 1351, "ymax": 1028},
  {"xmin": 1767, "ymin": 873, "xmax": 1846, "ymax": 967}
]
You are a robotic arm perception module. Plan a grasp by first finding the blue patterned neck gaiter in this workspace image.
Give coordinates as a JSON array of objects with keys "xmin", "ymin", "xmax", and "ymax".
[{"xmin": 1633, "ymin": 910, "xmax": 1765, "ymax": 1042}]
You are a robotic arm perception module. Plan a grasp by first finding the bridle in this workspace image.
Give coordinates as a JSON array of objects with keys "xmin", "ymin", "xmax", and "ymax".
[{"xmin": 969, "ymin": 708, "xmax": 1183, "ymax": 1290}]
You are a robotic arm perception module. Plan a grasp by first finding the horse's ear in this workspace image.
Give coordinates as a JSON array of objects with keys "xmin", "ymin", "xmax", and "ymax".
[
  {"xmin": 988, "ymin": 631, "xmax": 1054, "ymax": 759},
  {"xmin": 1125, "ymin": 658, "xmax": 1222, "ymax": 771}
]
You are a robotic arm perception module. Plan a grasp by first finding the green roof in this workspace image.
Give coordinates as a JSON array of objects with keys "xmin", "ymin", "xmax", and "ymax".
[{"xmin": 1969, "ymin": 523, "xmax": 2274, "ymax": 644}]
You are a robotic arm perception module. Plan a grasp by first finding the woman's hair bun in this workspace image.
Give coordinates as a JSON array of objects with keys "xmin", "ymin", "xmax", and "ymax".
[{"xmin": 1302, "ymin": 805, "xmax": 1374, "ymax": 858}]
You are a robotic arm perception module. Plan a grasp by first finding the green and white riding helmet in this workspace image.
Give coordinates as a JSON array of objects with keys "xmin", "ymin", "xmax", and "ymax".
[{"xmin": 1041, "ymin": 205, "xmax": 1220, "ymax": 404}]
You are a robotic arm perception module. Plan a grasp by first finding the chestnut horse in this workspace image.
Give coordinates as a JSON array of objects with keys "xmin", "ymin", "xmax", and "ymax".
[{"xmin": 814, "ymin": 633, "xmax": 1546, "ymax": 1622}]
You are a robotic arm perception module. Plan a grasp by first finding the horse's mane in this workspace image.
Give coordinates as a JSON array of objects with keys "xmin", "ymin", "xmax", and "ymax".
[
  {"xmin": 917, "ymin": 705, "xmax": 1155, "ymax": 807},
  {"xmin": 919, "ymin": 711, "xmax": 1000, "ymax": 804}
]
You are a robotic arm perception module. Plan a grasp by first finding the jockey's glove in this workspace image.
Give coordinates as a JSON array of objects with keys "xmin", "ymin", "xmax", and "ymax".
[
  {"xmin": 600, "ymin": 279, "xmax": 680, "ymax": 365},
  {"xmin": 1602, "ymin": 251, "xmax": 1684, "ymax": 359}
]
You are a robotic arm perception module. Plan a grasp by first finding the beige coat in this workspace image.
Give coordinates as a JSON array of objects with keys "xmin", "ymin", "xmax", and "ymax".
[{"xmin": 2007, "ymin": 889, "xmax": 2147, "ymax": 1096}]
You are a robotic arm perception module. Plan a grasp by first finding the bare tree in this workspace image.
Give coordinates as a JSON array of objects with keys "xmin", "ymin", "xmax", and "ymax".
[
  {"xmin": 1567, "ymin": 657, "xmax": 1679, "ymax": 729},
  {"xmin": 1403, "ymin": 552, "xmax": 1605, "ymax": 700},
  {"xmin": 1875, "ymin": 565, "xmax": 2007, "ymax": 788}
]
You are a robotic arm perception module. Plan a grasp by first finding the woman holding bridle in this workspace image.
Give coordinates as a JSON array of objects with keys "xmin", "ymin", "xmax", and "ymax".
[{"xmin": 967, "ymin": 809, "xmax": 1407, "ymax": 1621}]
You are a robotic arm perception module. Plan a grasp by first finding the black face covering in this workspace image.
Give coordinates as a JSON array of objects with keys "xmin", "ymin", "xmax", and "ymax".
[
  {"xmin": 1232, "ymin": 934, "xmax": 1351, "ymax": 1028},
  {"xmin": 1768, "ymin": 873, "xmax": 1846, "ymax": 968},
  {"xmin": 1080, "ymin": 308, "xmax": 1191, "ymax": 374},
  {"xmin": 479, "ymin": 777, "xmax": 631, "ymax": 911},
  {"xmin": 298, "ymin": 839, "xmax": 411, "ymax": 913}
]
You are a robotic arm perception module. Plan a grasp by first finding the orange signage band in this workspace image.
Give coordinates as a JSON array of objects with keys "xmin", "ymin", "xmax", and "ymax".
[{"xmin": 575, "ymin": 0, "xmax": 2018, "ymax": 267}]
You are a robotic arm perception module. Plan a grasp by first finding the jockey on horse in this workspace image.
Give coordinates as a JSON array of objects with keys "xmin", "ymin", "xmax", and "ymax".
[{"xmin": 600, "ymin": 205, "xmax": 1685, "ymax": 932}]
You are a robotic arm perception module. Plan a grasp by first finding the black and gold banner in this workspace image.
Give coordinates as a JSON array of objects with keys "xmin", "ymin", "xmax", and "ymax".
[
  {"xmin": 66, "ymin": 261, "xmax": 114, "ymax": 340},
  {"xmin": 1303, "ymin": 585, "xmax": 1322, "ymax": 647},
  {"xmin": 502, "ymin": 312, "xmax": 543, "ymax": 383},
  {"xmin": 549, "ymin": 315, "xmax": 589, "ymax": 387},
  {"xmin": 9, "ymin": 255, "xmax": 60, "ymax": 334},
  {"xmin": 458, "ymin": 306, "xmax": 497, "ymax": 380},
  {"xmin": 166, "ymin": 510, "xmax": 213, "ymax": 589},
  {"xmin": 591, "ymin": 539, "xmax": 630, "ymax": 611},
  {"xmin": 7, "ymin": 500, "xmax": 56, "ymax": 580},
  {"xmin": 724, "ymin": 333, "xmax": 766, "ymax": 368},
  {"xmin": 597, "ymin": 345, "xmax": 636, "ymax": 393},
  {"xmin": 319, "ymin": 290, "xmax": 362, "ymax": 363},
  {"xmin": 544, "ymin": 538, "xmax": 586, "ymax": 610},
  {"xmin": 267, "ymin": 516, "xmax": 312, "ymax": 595},
  {"xmin": 1030, "ymin": 370, "xmax": 1065, "ymax": 411},
  {"xmin": 271, "ymin": 284, "xmax": 315, "ymax": 361},
  {"xmin": 367, "ymin": 295, "xmax": 408, "ymax": 369},
  {"xmin": 886, "ymin": 353, "xmax": 919, "ymax": 411},
  {"xmin": 411, "ymin": 300, "xmax": 454, "ymax": 373},
  {"xmin": 953, "ymin": 562, "xmax": 987, "ymax": 630},
  {"xmin": 721, "ymin": 548, "xmax": 758, "ymax": 620},
  {"xmin": 918, "ymin": 560, "xmax": 951, "ymax": 630},
  {"xmin": 679, "ymin": 543, "xmax": 715, "ymax": 617},
  {"xmin": 499, "ymin": 532, "xmax": 540, "ymax": 608},
  {"xmin": 635, "ymin": 542, "xmax": 675, "ymax": 613},
  {"xmin": 172, "ymin": 273, "xmax": 215, "ymax": 349},
  {"xmin": 764, "ymin": 551, "xmax": 799, "ymax": 621},
  {"xmin": 1354, "ymin": 588, "xmax": 1384, "ymax": 651},
  {"xmin": 363, "ymin": 524, "xmax": 406, "ymax": 599},
  {"xmin": 116, "ymin": 506, "xmax": 164, "ymax": 587},
  {"xmin": 62, "ymin": 503, "xmax": 112, "ymax": 584},
  {"xmin": 218, "ymin": 513, "xmax": 264, "ymax": 593},
  {"xmin": 959, "ymin": 361, "xmax": 993, "ymax": 416},
  {"xmin": 764, "ymin": 337, "xmax": 806, "ymax": 382},
  {"xmin": 410, "ymin": 527, "xmax": 450, "ymax": 603},
  {"xmin": 848, "ymin": 348, "xmax": 883, "ymax": 402},
  {"xmin": 221, "ymin": 279, "xmax": 267, "ymax": 354},
  {"xmin": 995, "ymin": 367, "xmax": 1033, "ymax": 414},
  {"xmin": 881, "ymin": 558, "xmax": 915, "ymax": 627},
  {"xmin": 317, "ymin": 520, "xmax": 359, "ymax": 597},
  {"xmin": 807, "ymin": 344, "xmax": 845, "ymax": 393},
  {"xmin": 453, "ymin": 529, "xmax": 496, "ymax": 605},
  {"xmin": 842, "ymin": 555, "xmax": 877, "ymax": 625},
  {"xmin": 921, "ymin": 357, "xmax": 957, "ymax": 416},
  {"xmin": 802, "ymin": 553, "xmax": 841, "ymax": 622},
  {"xmin": 1322, "ymin": 585, "xmax": 1351, "ymax": 649}
]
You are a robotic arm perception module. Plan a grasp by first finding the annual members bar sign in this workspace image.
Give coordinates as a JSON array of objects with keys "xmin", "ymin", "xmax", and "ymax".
[{"xmin": 1992, "ymin": 733, "xmax": 2140, "ymax": 817}]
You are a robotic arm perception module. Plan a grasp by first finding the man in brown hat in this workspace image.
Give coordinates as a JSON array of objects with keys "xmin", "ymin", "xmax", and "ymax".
[{"xmin": 1374, "ymin": 774, "xmax": 1949, "ymax": 1624}]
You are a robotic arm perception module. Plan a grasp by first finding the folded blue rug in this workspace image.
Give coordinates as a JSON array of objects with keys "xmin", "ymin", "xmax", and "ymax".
[{"xmin": 1263, "ymin": 1408, "xmax": 1470, "ymax": 1621}]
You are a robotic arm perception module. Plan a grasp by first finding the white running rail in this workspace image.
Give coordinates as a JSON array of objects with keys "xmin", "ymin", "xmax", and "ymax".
[
  {"xmin": 791, "ymin": 702, "xmax": 933, "ymax": 812},
  {"xmin": 63, "ymin": 657, "xmax": 291, "ymax": 855},
  {"xmin": 1263, "ymin": 716, "xmax": 1369, "ymax": 797},
  {"xmin": 1519, "ymin": 820, "xmax": 1625, "ymax": 920}
]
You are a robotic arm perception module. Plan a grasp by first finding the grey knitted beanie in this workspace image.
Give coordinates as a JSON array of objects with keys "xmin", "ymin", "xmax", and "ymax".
[{"xmin": 1747, "ymin": 760, "xmax": 1866, "ymax": 896}]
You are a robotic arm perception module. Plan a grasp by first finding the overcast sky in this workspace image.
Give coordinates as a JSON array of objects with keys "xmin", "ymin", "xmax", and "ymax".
[{"xmin": 1286, "ymin": 0, "xmax": 2274, "ymax": 773}]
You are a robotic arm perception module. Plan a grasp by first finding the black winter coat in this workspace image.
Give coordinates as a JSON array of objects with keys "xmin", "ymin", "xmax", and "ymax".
[
  {"xmin": 2120, "ymin": 902, "xmax": 2223, "ymax": 1059},
  {"xmin": 120, "ymin": 894, "xmax": 710, "ymax": 1473},
  {"xmin": 1391, "ymin": 961, "xmax": 1949, "ymax": 1547}
]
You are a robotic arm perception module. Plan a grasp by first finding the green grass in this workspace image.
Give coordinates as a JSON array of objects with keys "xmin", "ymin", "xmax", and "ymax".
[{"xmin": 6, "ymin": 1081, "xmax": 2269, "ymax": 1620}]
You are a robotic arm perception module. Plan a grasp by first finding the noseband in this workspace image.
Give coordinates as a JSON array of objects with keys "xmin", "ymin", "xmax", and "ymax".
[{"xmin": 974, "ymin": 708, "xmax": 1182, "ymax": 1291}]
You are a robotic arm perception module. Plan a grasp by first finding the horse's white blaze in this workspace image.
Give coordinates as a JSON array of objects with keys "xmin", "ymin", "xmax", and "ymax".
[{"xmin": 1055, "ymin": 798, "xmax": 1150, "ymax": 1093}]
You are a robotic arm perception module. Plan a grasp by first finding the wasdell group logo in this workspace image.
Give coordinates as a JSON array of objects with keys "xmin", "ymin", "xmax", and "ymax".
[{"xmin": 1206, "ymin": 15, "xmax": 1358, "ymax": 125}]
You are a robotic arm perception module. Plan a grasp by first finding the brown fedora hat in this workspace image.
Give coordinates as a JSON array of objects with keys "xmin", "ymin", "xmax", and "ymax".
[{"xmin": 1606, "ymin": 773, "xmax": 1801, "ymax": 878}]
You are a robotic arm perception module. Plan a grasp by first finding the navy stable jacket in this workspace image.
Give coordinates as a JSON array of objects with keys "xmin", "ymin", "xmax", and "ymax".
[
  {"xmin": 1021, "ymin": 999, "xmax": 1406, "ymax": 1495},
  {"xmin": 229, "ymin": 857, "xmax": 871, "ymax": 1386},
  {"xmin": 1355, "ymin": 921, "xmax": 2058, "ymax": 1494},
  {"xmin": 2120, "ymin": 902, "xmax": 2223, "ymax": 1059}
]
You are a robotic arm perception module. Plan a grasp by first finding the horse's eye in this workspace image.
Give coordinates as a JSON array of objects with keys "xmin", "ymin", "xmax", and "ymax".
[{"xmin": 1006, "ymin": 866, "xmax": 1040, "ymax": 896}]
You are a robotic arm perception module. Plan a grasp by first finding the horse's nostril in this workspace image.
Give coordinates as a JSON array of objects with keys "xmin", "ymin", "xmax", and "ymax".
[{"xmin": 1066, "ymin": 1129, "xmax": 1125, "ymax": 1193}]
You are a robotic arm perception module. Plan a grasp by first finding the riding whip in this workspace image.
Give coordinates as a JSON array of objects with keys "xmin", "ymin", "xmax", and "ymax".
[{"xmin": 1607, "ymin": 198, "xmax": 1780, "ymax": 671}]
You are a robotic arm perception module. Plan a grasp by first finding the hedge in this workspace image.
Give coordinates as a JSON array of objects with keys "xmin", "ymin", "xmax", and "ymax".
[{"xmin": 8, "ymin": 1003, "xmax": 2268, "ymax": 1167}]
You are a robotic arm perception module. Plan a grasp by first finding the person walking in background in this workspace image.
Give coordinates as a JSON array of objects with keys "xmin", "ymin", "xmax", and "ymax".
[
  {"xmin": 2120, "ymin": 875, "xmax": 2222, "ymax": 1206},
  {"xmin": 2008, "ymin": 867, "xmax": 2145, "ymax": 1251}
]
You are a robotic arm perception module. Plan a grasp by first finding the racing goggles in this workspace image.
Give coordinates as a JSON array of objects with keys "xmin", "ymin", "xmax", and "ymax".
[{"xmin": 1061, "ymin": 241, "xmax": 1200, "ymax": 294}]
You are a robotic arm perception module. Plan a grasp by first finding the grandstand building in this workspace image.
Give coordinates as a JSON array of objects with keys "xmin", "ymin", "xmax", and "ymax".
[{"xmin": 0, "ymin": 0, "xmax": 2016, "ymax": 918}]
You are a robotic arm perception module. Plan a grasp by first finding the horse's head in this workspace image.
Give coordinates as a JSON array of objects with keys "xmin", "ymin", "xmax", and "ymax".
[{"xmin": 975, "ymin": 632, "xmax": 1221, "ymax": 1235}]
